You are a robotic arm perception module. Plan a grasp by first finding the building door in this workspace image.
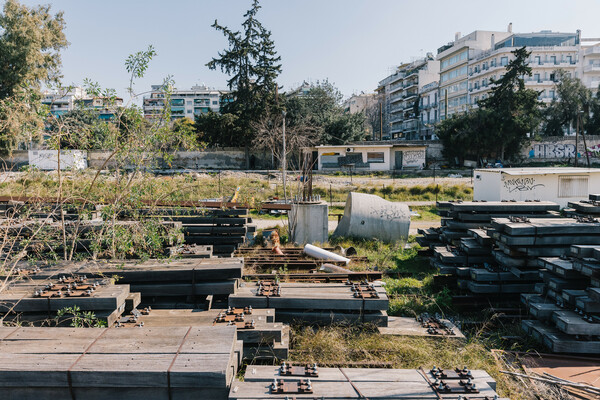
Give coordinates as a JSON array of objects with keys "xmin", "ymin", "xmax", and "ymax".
[
  {"xmin": 311, "ymin": 151, "xmax": 318, "ymax": 170},
  {"xmin": 394, "ymin": 151, "xmax": 403, "ymax": 170}
]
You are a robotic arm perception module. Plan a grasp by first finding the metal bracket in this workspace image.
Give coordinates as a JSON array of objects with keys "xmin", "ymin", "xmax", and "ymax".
[
  {"xmin": 257, "ymin": 281, "xmax": 281, "ymax": 297},
  {"xmin": 418, "ymin": 315, "xmax": 455, "ymax": 336},
  {"xmin": 214, "ymin": 311, "xmax": 246, "ymax": 323},
  {"xmin": 351, "ymin": 283, "xmax": 379, "ymax": 299},
  {"xmin": 279, "ymin": 362, "xmax": 319, "ymax": 377},
  {"xmin": 430, "ymin": 366, "xmax": 473, "ymax": 380},
  {"xmin": 270, "ymin": 379, "xmax": 313, "ymax": 394},
  {"xmin": 226, "ymin": 306, "xmax": 252, "ymax": 315},
  {"xmin": 432, "ymin": 379, "xmax": 479, "ymax": 394}
]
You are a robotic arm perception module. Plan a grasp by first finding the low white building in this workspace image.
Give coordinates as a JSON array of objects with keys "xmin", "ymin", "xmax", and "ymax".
[
  {"xmin": 313, "ymin": 144, "xmax": 427, "ymax": 172},
  {"xmin": 473, "ymin": 167, "xmax": 600, "ymax": 207}
]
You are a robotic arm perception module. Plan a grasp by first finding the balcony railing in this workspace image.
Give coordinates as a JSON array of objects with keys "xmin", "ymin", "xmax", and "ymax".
[
  {"xmin": 584, "ymin": 63, "xmax": 600, "ymax": 73},
  {"xmin": 584, "ymin": 46, "xmax": 600, "ymax": 56}
]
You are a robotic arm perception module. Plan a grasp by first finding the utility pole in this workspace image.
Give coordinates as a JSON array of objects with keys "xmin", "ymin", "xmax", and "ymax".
[
  {"xmin": 282, "ymin": 110, "xmax": 287, "ymax": 202},
  {"xmin": 575, "ymin": 112, "xmax": 579, "ymax": 167},
  {"xmin": 580, "ymin": 111, "xmax": 591, "ymax": 167}
]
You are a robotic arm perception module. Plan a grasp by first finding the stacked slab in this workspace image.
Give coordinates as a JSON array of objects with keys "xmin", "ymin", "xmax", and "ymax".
[
  {"xmin": 0, "ymin": 325, "xmax": 240, "ymax": 399},
  {"xmin": 230, "ymin": 365, "xmax": 504, "ymax": 399},
  {"xmin": 114, "ymin": 307, "xmax": 289, "ymax": 361},
  {"xmin": 229, "ymin": 282, "xmax": 389, "ymax": 326},
  {"xmin": 521, "ymin": 244, "xmax": 600, "ymax": 354}
]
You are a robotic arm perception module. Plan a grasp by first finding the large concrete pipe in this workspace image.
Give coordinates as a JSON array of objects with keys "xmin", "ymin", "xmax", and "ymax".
[{"xmin": 332, "ymin": 192, "xmax": 410, "ymax": 244}]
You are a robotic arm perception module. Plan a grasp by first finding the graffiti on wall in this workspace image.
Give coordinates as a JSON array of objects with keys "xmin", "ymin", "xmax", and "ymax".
[
  {"xmin": 528, "ymin": 143, "xmax": 577, "ymax": 159},
  {"xmin": 503, "ymin": 177, "xmax": 545, "ymax": 193},
  {"xmin": 402, "ymin": 150, "xmax": 425, "ymax": 165}
]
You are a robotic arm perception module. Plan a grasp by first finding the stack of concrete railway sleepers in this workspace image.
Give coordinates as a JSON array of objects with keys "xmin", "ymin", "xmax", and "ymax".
[
  {"xmin": 416, "ymin": 200, "xmax": 560, "ymax": 250},
  {"xmin": 161, "ymin": 208, "xmax": 255, "ymax": 257},
  {"xmin": 521, "ymin": 244, "xmax": 600, "ymax": 354},
  {"xmin": 0, "ymin": 325, "xmax": 241, "ymax": 400},
  {"xmin": 0, "ymin": 268, "xmax": 138, "ymax": 326},
  {"xmin": 422, "ymin": 202, "xmax": 560, "ymax": 300},
  {"xmin": 230, "ymin": 365, "xmax": 504, "ymax": 400},
  {"xmin": 114, "ymin": 307, "xmax": 288, "ymax": 362},
  {"xmin": 70, "ymin": 258, "xmax": 244, "ymax": 309},
  {"xmin": 565, "ymin": 193, "xmax": 600, "ymax": 218},
  {"xmin": 16, "ymin": 258, "xmax": 243, "ymax": 311},
  {"xmin": 228, "ymin": 281, "xmax": 389, "ymax": 326}
]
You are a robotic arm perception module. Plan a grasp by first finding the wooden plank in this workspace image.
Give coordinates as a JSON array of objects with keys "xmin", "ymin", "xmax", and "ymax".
[{"xmin": 274, "ymin": 310, "xmax": 388, "ymax": 326}]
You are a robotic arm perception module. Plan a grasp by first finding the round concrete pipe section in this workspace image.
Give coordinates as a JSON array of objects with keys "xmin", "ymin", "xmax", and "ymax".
[{"xmin": 332, "ymin": 192, "xmax": 410, "ymax": 244}]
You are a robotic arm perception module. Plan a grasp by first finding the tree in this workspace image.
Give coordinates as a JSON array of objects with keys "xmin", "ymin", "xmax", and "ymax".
[
  {"xmin": 252, "ymin": 107, "xmax": 319, "ymax": 169},
  {"xmin": 437, "ymin": 47, "xmax": 541, "ymax": 163},
  {"xmin": 0, "ymin": 0, "xmax": 68, "ymax": 152},
  {"xmin": 284, "ymin": 80, "xmax": 366, "ymax": 145},
  {"xmin": 0, "ymin": 0, "xmax": 68, "ymax": 99},
  {"xmin": 205, "ymin": 0, "xmax": 281, "ymax": 146},
  {"xmin": 542, "ymin": 70, "xmax": 595, "ymax": 136},
  {"xmin": 479, "ymin": 47, "xmax": 542, "ymax": 159}
]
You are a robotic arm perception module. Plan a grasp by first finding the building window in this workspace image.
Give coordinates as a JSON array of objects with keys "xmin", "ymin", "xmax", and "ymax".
[
  {"xmin": 550, "ymin": 56, "xmax": 557, "ymax": 65},
  {"xmin": 500, "ymin": 57, "xmax": 508, "ymax": 66},
  {"xmin": 549, "ymin": 90, "xmax": 555, "ymax": 99},
  {"xmin": 212, "ymin": 101, "xmax": 218, "ymax": 105},
  {"xmin": 558, "ymin": 175, "xmax": 588, "ymax": 197},
  {"xmin": 367, "ymin": 152, "xmax": 385, "ymax": 163},
  {"xmin": 534, "ymin": 56, "xmax": 541, "ymax": 65}
]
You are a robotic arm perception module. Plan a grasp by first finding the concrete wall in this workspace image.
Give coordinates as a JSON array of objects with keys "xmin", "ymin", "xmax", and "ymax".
[{"xmin": 520, "ymin": 135, "xmax": 600, "ymax": 164}]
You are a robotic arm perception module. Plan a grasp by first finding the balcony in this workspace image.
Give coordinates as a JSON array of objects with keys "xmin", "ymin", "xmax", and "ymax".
[
  {"xmin": 584, "ymin": 63, "xmax": 600, "ymax": 73},
  {"xmin": 585, "ymin": 46, "xmax": 600, "ymax": 56}
]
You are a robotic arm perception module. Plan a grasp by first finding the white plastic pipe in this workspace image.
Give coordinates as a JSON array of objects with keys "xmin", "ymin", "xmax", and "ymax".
[{"xmin": 304, "ymin": 244, "xmax": 350, "ymax": 265}]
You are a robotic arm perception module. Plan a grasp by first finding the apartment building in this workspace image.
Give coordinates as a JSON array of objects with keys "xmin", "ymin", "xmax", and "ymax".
[
  {"xmin": 42, "ymin": 87, "xmax": 123, "ymax": 120},
  {"xmin": 436, "ymin": 29, "xmax": 512, "ymax": 118},
  {"xmin": 376, "ymin": 56, "xmax": 439, "ymax": 140},
  {"xmin": 469, "ymin": 31, "xmax": 581, "ymax": 106},
  {"xmin": 143, "ymin": 84, "xmax": 229, "ymax": 120},
  {"xmin": 581, "ymin": 42, "xmax": 600, "ymax": 90},
  {"xmin": 343, "ymin": 92, "xmax": 377, "ymax": 114}
]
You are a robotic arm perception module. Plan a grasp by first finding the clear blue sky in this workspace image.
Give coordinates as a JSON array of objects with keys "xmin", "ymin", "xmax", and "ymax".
[{"xmin": 11, "ymin": 0, "xmax": 600, "ymax": 102}]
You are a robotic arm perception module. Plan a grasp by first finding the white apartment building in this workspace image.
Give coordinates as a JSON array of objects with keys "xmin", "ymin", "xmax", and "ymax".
[
  {"xmin": 377, "ymin": 56, "xmax": 439, "ymax": 140},
  {"xmin": 468, "ymin": 31, "xmax": 581, "ymax": 106},
  {"xmin": 437, "ymin": 29, "xmax": 512, "ymax": 118},
  {"xmin": 42, "ymin": 87, "xmax": 123, "ymax": 120},
  {"xmin": 42, "ymin": 87, "xmax": 87, "ymax": 116},
  {"xmin": 581, "ymin": 42, "xmax": 600, "ymax": 90},
  {"xmin": 143, "ymin": 84, "xmax": 229, "ymax": 120}
]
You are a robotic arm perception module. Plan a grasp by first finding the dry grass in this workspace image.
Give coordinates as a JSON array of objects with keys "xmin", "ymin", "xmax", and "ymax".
[{"xmin": 289, "ymin": 325, "xmax": 549, "ymax": 400}]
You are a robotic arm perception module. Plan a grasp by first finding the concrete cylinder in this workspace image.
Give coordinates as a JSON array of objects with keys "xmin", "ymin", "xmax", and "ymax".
[{"xmin": 332, "ymin": 192, "xmax": 410, "ymax": 244}]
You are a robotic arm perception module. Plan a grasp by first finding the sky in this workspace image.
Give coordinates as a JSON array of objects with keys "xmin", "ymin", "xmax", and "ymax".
[{"xmin": 11, "ymin": 0, "xmax": 600, "ymax": 102}]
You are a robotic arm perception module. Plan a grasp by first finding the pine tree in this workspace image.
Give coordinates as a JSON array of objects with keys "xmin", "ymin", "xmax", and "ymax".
[{"xmin": 206, "ymin": 0, "xmax": 281, "ymax": 146}]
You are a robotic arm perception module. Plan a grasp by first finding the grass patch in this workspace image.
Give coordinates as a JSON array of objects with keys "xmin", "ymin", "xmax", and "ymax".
[{"xmin": 289, "ymin": 324, "xmax": 543, "ymax": 400}]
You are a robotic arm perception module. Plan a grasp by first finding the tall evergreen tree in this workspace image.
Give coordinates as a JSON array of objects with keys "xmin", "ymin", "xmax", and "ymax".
[
  {"xmin": 205, "ymin": 0, "xmax": 281, "ymax": 146},
  {"xmin": 437, "ymin": 47, "xmax": 541, "ymax": 163}
]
